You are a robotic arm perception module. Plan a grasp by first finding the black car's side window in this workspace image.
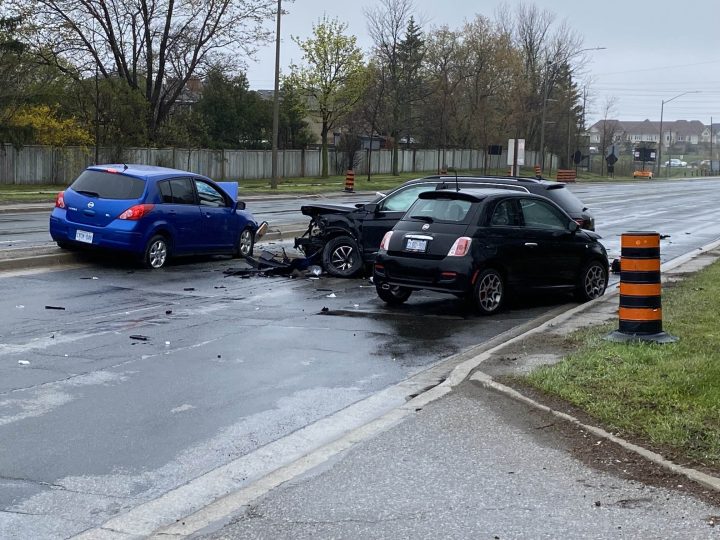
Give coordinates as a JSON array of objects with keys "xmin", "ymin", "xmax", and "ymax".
[
  {"xmin": 489, "ymin": 200, "xmax": 522, "ymax": 227},
  {"xmin": 168, "ymin": 178, "xmax": 196, "ymax": 204},
  {"xmin": 195, "ymin": 180, "xmax": 227, "ymax": 208},
  {"xmin": 158, "ymin": 180, "xmax": 173, "ymax": 203},
  {"xmin": 519, "ymin": 199, "xmax": 566, "ymax": 230}
]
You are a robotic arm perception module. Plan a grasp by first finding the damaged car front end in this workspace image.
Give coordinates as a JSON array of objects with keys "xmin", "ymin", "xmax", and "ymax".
[{"xmin": 294, "ymin": 203, "xmax": 367, "ymax": 277}]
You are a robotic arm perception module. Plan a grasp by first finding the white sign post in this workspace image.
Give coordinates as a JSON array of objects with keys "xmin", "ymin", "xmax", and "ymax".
[{"xmin": 507, "ymin": 139, "xmax": 526, "ymax": 176}]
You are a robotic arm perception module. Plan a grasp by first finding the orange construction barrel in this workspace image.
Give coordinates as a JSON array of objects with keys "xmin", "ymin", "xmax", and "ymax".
[
  {"xmin": 606, "ymin": 231, "xmax": 677, "ymax": 343},
  {"xmin": 534, "ymin": 164, "xmax": 541, "ymax": 177},
  {"xmin": 344, "ymin": 169, "xmax": 355, "ymax": 192}
]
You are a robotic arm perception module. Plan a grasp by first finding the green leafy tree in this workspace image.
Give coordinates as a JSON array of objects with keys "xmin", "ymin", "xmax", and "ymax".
[
  {"xmin": 278, "ymin": 76, "xmax": 314, "ymax": 149},
  {"xmin": 291, "ymin": 16, "xmax": 365, "ymax": 177},
  {"xmin": 196, "ymin": 68, "xmax": 272, "ymax": 149}
]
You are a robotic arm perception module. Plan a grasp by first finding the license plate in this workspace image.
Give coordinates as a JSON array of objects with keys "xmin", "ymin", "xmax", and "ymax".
[
  {"xmin": 405, "ymin": 239, "xmax": 427, "ymax": 252},
  {"xmin": 75, "ymin": 229, "xmax": 93, "ymax": 244}
]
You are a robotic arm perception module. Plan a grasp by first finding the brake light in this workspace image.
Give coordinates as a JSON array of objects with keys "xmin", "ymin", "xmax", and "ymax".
[
  {"xmin": 448, "ymin": 237, "xmax": 472, "ymax": 257},
  {"xmin": 55, "ymin": 191, "xmax": 65, "ymax": 209},
  {"xmin": 118, "ymin": 204, "xmax": 155, "ymax": 220},
  {"xmin": 379, "ymin": 231, "xmax": 393, "ymax": 251},
  {"xmin": 104, "ymin": 168, "xmax": 119, "ymax": 174}
]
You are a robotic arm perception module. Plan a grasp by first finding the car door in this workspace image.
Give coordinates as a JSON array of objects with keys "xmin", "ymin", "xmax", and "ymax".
[
  {"xmin": 193, "ymin": 178, "xmax": 235, "ymax": 250},
  {"xmin": 159, "ymin": 177, "xmax": 202, "ymax": 253},
  {"xmin": 482, "ymin": 198, "xmax": 533, "ymax": 287},
  {"xmin": 360, "ymin": 183, "xmax": 437, "ymax": 255},
  {"xmin": 517, "ymin": 197, "xmax": 586, "ymax": 287}
]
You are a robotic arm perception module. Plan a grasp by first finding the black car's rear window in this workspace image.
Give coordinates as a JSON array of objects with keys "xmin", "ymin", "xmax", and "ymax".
[
  {"xmin": 542, "ymin": 185, "xmax": 585, "ymax": 213},
  {"xmin": 407, "ymin": 197, "xmax": 473, "ymax": 223},
  {"xmin": 70, "ymin": 170, "xmax": 145, "ymax": 200}
]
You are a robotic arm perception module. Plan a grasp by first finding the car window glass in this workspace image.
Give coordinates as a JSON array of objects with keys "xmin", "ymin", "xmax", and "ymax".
[
  {"xmin": 489, "ymin": 200, "xmax": 522, "ymax": 226},
  {"xmin": 158, "ymin": 180, "xmax": 172, "ymax": 203},
  {"xmin": 380, "ymin": 184, "xmax": 433, "ymax": 212},
  {"xmin": 407, "ymin": 197, "xmax": 473, "ymax": 222},
  {"xmin": 70, "ymin": 170, "xmax": 145, "ymax": 199},
  {"xmin": 168, "ymin": 178, "xmax": 196, "ymax": 204},
  {"xmin": 195, "ymin": 180, "xmax": 227, "ymax": 207},
  {"xmin": 520, "ymin": 199, "xmax": 566, "ymax": 230}
]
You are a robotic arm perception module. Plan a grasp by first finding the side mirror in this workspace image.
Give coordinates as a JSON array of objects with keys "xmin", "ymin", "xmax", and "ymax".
[
  {"xmin": 362, "ymin": 203, "xmax": 379, "ymax": 213},
  {"xmin": 568, "ymin": 220, "xmax": 579, "ymax": 233},
  {"xmin": 235, "ymin": 200, "xmax": 246, "ymax": 211}
]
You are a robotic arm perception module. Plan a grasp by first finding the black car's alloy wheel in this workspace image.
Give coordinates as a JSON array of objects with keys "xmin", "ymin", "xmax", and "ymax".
[
  {"xmin": 322, "ymin": 235, "xmax": 362, "ymax": 277},
  {"xmin": 473, "ymin": 268, "xmax": 504, "ymax": 315},
  {"xmin": 143, "ymin": 235, "xmax": 168, "ymax": 269},
  {"xmin": 376, "ymin": 282, "xmax": 412, "ymax": 305},
  {"xmin": 576, "ymin": 260, "xmax": 607, "ymax": 302},
  {"xmin": 236, "ymin": 227, "xmax": 254, "ymax": 258}
]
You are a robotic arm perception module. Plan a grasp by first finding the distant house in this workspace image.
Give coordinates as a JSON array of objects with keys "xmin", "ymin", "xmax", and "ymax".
[{"xmin": 588, "ymin": 119, "xmax": 709, "ymax": 149}]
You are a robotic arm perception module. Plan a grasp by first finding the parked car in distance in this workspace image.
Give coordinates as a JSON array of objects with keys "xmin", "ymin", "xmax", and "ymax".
[
  {"xmin": 664, "ymin": 158, "xmax": 687, "ymax": 167},
  {"xmin": 294, "ymin": 175, "xmax": 595, "ymax": 277},
  {"xmin": 373, "ymin": 189, "xmax": 609, "ymax": 314},
  {"xmin": 49, "ymin": 164, "xmax": 266, "ymax": 269}
]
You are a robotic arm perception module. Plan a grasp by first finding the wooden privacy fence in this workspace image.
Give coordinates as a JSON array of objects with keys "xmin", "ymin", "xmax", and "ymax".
[{"xmin": 0, "ymin": 144, "xmax": 556, "ymax": 185}]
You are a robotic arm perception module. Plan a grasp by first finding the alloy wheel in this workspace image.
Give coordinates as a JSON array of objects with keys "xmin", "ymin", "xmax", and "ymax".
[
  {"xmin": 331, "ymin": 244, "xmax": 355, "ymax": 272},
  {"xmin": 477, "ymin": 272, "xmax": 503, "ymax": 312},
  {"xmin": 148, "ymin": 239, "xmax": 167, "ymax": 269},
  {"xmin": 584, "ymin": 263, "xmax": 606, "ymax": 299}
]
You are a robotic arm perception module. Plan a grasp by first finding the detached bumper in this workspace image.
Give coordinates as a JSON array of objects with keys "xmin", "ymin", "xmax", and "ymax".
[{"xmin": 294, "ymin": 235, "xmax": 324, "ymax": 258}]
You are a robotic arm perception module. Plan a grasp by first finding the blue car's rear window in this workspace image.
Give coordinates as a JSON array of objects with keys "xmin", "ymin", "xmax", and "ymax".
[{"xmin": 70, "ymin": 170, "xmax": 145, "ymax": 200}]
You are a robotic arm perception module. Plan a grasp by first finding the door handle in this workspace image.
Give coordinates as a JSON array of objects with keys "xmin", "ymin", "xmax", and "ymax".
[{"xmin": 524, "ymin": 242, "xmax": 538, "ymax": 247}]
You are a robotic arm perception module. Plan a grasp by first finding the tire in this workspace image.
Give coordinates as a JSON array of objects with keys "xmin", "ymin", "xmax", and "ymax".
[
  {"xmin": 56, "ymin": 240, "xmax": 74, "ymax": 250},
  {"xmin": 575, "ymin": 260, "xmax": 607, "ymax": 302},
  {"xmin": 376, "ymin": 282, "xmax": 412, "ymax": 305},
  {"xmin": 322, "ymin": 235, "xmax": 362, "ymax": 277},
  {"xmin": 235, "ymin": 227, "xmax": 254, "ymax": 258},
  {"xmin": 143, "ymin": 235, "xmax": 169, "ymax": 269},
  {"xmin": 473, "ymin": 268, "xmax": 504, "ymax": 315}
]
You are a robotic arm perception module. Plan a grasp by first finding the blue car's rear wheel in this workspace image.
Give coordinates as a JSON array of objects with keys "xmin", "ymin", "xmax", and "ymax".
[{"xmin": 143, "ymin": 235, "xmax": 169, "ymax": 269}]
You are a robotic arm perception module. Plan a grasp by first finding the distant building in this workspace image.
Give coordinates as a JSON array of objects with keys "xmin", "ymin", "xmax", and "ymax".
[{"xmin": 588, "ymin": 119, "xmax": 717, "ymax": 149}]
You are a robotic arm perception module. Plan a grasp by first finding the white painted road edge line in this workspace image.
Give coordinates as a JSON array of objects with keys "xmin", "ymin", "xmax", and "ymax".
[{"xmin": 76, "ymin": 238, "xmax": 720, "ymax": 539}]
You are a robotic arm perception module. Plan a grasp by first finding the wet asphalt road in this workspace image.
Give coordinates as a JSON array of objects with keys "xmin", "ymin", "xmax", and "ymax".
[
  {"xmin": 3, "ymin": 178, "xmax": 720, "ymax": 538},
  {"xmin": 0, "ymin": 254, "xmax": 553, "ymax": 539}
]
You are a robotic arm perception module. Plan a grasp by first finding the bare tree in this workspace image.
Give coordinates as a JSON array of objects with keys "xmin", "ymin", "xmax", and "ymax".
[
  {"xmin": 364, "ymin": 0, "xmax": 416, "ymax": 175},
  {"xmin": 598, "ymin": 96, "xmax": 619, "ymax": 176},
  {"xmin": 13, "ymin": 0, "xmax": 276, "ymax": 139}
]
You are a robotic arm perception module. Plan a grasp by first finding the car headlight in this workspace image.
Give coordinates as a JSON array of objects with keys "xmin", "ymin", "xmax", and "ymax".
[{"xmin": 310, "ymin": 219, "xmax": 324, "ymax": 237}]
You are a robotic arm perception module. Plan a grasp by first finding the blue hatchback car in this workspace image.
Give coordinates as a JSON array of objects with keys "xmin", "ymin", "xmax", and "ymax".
[{"xmin": 49, "ymin": 164, "xmax": 265, "ymax": 269}]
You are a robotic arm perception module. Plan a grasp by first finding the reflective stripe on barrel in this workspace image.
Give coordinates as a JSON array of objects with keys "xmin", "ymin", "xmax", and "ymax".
[{"xmin": 619, "ymin": 231, "xmax": 663, "ymax": 334}]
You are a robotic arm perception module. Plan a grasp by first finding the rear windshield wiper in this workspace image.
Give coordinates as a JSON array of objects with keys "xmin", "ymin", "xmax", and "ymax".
[
  {"xmin": 410, "ymin": 215, "xmax": 434, "ymax": 223},
  {"xmin": 75, "ymin": 190, "xmax": 100, "ymax": 197}
]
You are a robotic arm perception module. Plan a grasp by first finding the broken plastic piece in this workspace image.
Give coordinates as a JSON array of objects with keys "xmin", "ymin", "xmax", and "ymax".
[
  {"xmin": 321, "ymin": 306, "xmax": 329, "ymax": 313},
  {"xmin": 18, "ymin": 360, "xmax": 30, "ymax": 365},
  {"xmin": 45, "ymin": 305, "xmax": 66, "ymax": 310},
  {"xmin": 308, "ymin": 265, "xmax": 322, "ymax": 276},
  {"xmin": 165, "ymin": 310, "xmax": 173, "ymax": 315},
  {"xmin": 326, "ymin": 293, "xmax": 337, "ymax": 298},
  {"xmin": 129, "ymin": 334, "xmax": 149, "ymax": 341},
  {"xmin": 184, "ymin": 287, "xmax": 195, "ymax": 291}
]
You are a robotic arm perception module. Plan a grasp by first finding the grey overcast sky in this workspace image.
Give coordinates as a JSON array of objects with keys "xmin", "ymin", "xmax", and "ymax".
[{"xmin": 245, "ymin": 0, "xmax": 720, "ymax": 125}]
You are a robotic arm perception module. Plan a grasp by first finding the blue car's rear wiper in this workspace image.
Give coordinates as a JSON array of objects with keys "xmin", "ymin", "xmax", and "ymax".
[{"xmin": 75, "ymin": 190, "xmax": 100, "ymax": 197}]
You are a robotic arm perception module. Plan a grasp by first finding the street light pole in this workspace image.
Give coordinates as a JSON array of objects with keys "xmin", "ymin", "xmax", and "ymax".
[
  {"xmin": 657, "ymin": 90, "xmax": 700, "ymax": 178},
  {"xmin": 539, "ymin": 47, "xmax": 605, "ymax": 174},
  {"xmin": 270, "ymin": 0, "xmax": 282, "ymax": 190}
]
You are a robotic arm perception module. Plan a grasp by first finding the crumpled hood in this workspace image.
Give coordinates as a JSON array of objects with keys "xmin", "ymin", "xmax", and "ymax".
[{"xmin": 300, "ymin": 203, "xmax": 357, "ymax": 216}]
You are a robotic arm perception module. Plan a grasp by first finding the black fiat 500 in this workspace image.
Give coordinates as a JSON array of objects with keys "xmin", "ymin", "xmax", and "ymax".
[{"xmin": 373, "ymin": 189, "xmax": 608, "ymax": 315}]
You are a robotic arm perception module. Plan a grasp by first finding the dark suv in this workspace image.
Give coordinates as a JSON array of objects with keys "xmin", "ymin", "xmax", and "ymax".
[{"xmin": 294, "ymin": 175, "xmax": 595, "ymax": 277}]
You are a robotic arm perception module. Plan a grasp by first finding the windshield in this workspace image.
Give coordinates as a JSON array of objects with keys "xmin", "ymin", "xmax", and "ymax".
[
  {"xmin": 544, "ymin": 186, "xmax": 585, "ymax": 213},
  {"xmin": 70, "ymin": 170, "xmax": 146, "ymax": 200}
]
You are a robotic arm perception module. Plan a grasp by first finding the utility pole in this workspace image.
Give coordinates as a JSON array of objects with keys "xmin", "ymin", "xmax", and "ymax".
[
  {"xmin": 711, "ymin": 116, "xmax": 714, "ymax": 174},
  {"xmin": 657, "ymin": 91, "xmax": 700, "ymax": 177},
  {"xmin": 270, "ymin": 0, "xmax": 282, "ymax": 190}
]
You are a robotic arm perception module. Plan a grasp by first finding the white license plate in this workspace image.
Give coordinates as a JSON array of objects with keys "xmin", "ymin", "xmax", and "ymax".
[
  {"xmin": 75, "ymin": 229, "xmax": 94, "ymax": 244},
  {"xmin": 405, "ymin": 239, "xmax": 427, "ymax": 252}
]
